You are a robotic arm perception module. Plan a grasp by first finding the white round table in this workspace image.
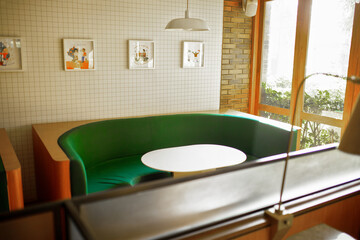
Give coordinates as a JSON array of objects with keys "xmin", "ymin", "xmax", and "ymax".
[{"xmin": 141, "ymin": 144, "xmax": 247, "ymax": 177}]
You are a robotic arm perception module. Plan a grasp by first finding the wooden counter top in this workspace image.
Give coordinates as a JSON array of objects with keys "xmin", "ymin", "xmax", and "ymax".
[{"xmin": 32, "ymin": 120, "xmax": 98, "ymax": 162}]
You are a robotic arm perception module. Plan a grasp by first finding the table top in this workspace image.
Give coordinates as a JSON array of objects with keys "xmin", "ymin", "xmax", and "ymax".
[{"xmin": 141, "ymin": 144, "xmax": 247, "ymax": 173}]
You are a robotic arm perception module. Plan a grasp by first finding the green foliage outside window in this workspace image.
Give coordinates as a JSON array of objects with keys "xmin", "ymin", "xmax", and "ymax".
[{"xmin": 261, "ymin": 82, "xmax": 342, "ymax": 149}]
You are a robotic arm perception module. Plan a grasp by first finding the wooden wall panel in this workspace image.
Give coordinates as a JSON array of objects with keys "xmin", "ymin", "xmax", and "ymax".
[
  {"xmin": 0, "ymin": 128, "xmax": 24, "ymax": 211},
  {"xmin": 344, "ymin": 3, "xmax": 360, "ymax": 129}
]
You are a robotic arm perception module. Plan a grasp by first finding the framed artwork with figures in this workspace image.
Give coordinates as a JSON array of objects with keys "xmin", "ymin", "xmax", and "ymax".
[
  {"xmin": 0, "ymin": 37, "xmax": 23, "ymax": 72},
  {"xmin": 63, "ymin": 39, "xmax": 95, "ymax": 71},
  {"xmin": 182, "ymin": 41, "xmax": 204, "ymax": 68},
  {"xmin": 129, "ymin": 40, "xmax": 155, "ymax": 69}
]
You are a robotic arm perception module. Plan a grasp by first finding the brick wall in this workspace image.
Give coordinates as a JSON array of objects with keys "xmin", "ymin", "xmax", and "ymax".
[{"xmin": 220, "ymin": 0, "xmax": 253, "ymax": 112}]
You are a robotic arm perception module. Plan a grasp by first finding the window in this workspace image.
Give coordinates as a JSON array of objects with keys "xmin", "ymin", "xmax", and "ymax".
[
  {"xmin": 304, "ymin": 0, "xmax": 355, "ymax": 120},
  {"xmin": 260, "ymin": 0, "xmax": 298, "ymax": 112},
  {"xmin": 251, "ymin": 0, "xmax": 360, "ymax": 149}
]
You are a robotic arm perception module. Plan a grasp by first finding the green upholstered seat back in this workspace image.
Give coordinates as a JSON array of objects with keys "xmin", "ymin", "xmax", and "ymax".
[
  {"xmin": 59, "ymin": 114, "xmax": 260, "ymax": 169},
  {"xmin": 0, "ymin": 156, "xmax": 9, "ymax": 212},
  {"xmin": 252, "ymin": 119, "xmax": 297, "ymax": 158},
  {"xmin": 59, "ymin": 113, "xmax": 298, "ymax": 168},
  {"xmin": 146, "ymin": 114, "xmax": 258, "ymax": 156}
]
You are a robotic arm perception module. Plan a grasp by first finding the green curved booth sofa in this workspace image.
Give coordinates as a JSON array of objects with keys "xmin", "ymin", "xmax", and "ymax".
[{"xmin": 58, "ymin": 113, "xmax": 298, "ymax": 197}]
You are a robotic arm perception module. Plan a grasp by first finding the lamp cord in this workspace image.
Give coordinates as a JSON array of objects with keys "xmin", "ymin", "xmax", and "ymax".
[{"xmin": 276, "ymin": 72, "xmax": 360, "ymax": 213}]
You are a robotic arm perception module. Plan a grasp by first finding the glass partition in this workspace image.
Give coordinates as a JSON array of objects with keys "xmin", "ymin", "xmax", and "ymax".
[
  {"xmin": 0, "ymin": 201, "xmax": 65, "ymax": 240},
  {"xmin": 77, "ymin": 161, "xmax": 285, "ymax": 240},
  {"xmin": 71, "ymin": 146, "xmax": 360, "ymax": 239},
  {"xmin": 284, "ymin": 148, "xmax": 360, "ymax": 201},
  {"xmin": 1, "ymin": 146, "xmax": 359, "ymax": 240}
]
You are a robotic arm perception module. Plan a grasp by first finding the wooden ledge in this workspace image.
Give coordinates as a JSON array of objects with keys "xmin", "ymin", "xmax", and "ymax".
[{"xmin": 32, "ymin": 120, "xmax": 97, "ymax": 162}]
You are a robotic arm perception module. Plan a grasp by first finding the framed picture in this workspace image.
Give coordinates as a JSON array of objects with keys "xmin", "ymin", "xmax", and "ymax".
[
  {"xmin": 0, "ymin": 37, "xmax": 23, "ymax": 72},
  {"xmin": 129, "ymin": 40, "xmax": 155, "ymax": 69},
  {"xmin": 183, "ymin": 41, "xmax": 204, "ymax": 68},
  {"xmin": 63, "ymin": 39, "xmax": 95, "ymax": 71}
]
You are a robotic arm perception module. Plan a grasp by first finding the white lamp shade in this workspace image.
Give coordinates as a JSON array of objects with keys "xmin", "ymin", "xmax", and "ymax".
[
  {"xmin": 165, "ymin": 17, "xmax": 210, "ymax": 31},
  {"xmin": 165, "ymin": 9, "xmax": 210, "ymax": 31}
]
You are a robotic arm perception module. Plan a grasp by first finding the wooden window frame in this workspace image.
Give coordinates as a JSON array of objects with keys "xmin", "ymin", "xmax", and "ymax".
[{"xmin": 250, "ymin": 0, "xmax": 360, "ymax": 148}]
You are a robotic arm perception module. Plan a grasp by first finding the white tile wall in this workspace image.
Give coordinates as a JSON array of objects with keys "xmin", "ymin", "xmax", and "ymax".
[{"xmin": 0, "ymin": 0, "xmax": 223, "ymax": 202}]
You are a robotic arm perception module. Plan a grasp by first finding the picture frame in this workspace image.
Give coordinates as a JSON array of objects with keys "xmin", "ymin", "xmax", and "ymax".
[
  {"xmin": 0, "ymin": 37, "xmax": 23, "ymax": 72},
  {"xmin": 63, "ymin": 39, "xmax": 95, "ymax": 71},
  {"xmin": 182, "ymin": 41, "xmax": 204, "ymax": 68},
  {"xmin": 129, "ymin": 40, "xmax": 155, "ymax": 69}
]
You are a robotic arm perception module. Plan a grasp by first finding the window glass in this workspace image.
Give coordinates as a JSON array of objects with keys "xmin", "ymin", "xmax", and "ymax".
[
  {"xmin": 304, "ymin": 0, "xmax": 356, "ymax": 119},
  {"xmin": 260, "ymin": 0, "xmax": 298, "ymax": 109},
  {"xmin": 259, "ymin": 111, "xmax": 289, "ymax": 124},
  {"xmin": 300, "ymin": 120, "xmax": 341, "ymax": 149}
]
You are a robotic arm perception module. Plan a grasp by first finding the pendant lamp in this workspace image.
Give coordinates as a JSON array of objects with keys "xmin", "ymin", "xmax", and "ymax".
[{"xmin": 165, "ymin": 0, "xmax": 210, "ymax": 31}]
